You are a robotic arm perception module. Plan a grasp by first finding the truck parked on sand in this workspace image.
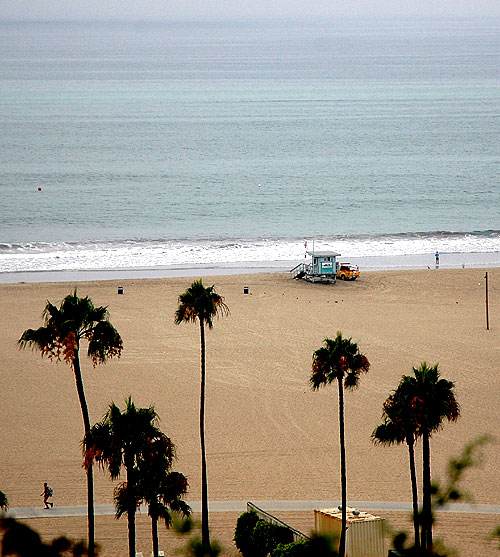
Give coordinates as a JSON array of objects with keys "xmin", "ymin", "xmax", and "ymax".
[{"xmin": 337, "ymin": 263, "xmax": 360, "ymax": 281}]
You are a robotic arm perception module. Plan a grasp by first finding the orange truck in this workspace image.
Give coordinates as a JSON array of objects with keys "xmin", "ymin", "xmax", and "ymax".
[{"xmin": 337, "ymin": 263, "xmax": 360, "ymax": 281}]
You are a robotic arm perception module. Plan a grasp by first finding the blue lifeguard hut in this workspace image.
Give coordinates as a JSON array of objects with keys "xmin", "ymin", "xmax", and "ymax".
[{"xmin": 290, "ymin": 251, "xmax": 341, "ymax": 283}]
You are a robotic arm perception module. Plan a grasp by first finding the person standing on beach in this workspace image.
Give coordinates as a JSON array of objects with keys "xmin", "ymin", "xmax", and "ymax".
[
  {"xmin": 435, "ymin": 251, "xmax": 440, "ymax": 267},
  {"xmin": 41, "ymin": 482, "xmax": 53, "ymax": 509}
]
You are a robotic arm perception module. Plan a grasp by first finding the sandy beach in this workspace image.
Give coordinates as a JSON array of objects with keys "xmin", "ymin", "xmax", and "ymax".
[{"xmin": 1, "ymin": 269, "xmax": 499, "ymax": 555}]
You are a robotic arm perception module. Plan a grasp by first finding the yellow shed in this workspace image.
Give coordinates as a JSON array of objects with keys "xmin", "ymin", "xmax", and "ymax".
[{"xmin": 314, "ymin": 507, "xmax": 386, "ymax": 557}]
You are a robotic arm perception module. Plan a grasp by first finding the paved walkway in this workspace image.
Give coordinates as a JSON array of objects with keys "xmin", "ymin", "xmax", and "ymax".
[{"xmin": 5, "ymin": 500, "xmax": 500, "ymax": 520}]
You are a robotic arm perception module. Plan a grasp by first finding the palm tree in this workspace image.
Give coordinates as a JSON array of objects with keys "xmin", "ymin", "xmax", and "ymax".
[
  {"xmin": 372, "ymin": 388, "xmax": 420, "ymax": 549},
  {"xmin": 84, "ymin": 397, "xmax": 168, "ymax": 557},
  {"xmin": 147, "ymin": 471, "xmax": 191, "ymax": 557},
  {"xmin": 398, "ymin": 362, "xmax": 459, "ymax": 551},
  {"xmin": 19, "ymin": 290, "xmax": 122, "ymax": 557},
  {"xmin": 175, "ymin": 279, "xmax": 229, "ymax": 552},
  {"xmin": 310, "ymin": 331, "xmax": 370, "ymax": 557},
  {"xmin": 136, "ymin": 437, "xmax": 191, "ymax": 557}
]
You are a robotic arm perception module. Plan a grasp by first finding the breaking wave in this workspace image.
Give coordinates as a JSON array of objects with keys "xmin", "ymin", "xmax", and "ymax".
[{"xmin": 1, "ymin": 230, "xmax": 499, "ymax": 274}]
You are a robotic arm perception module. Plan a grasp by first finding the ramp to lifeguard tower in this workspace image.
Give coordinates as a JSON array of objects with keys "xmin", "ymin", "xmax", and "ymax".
[{"xmin": 290, "ymin": 263, "xmax": 307, "ymax": 280}]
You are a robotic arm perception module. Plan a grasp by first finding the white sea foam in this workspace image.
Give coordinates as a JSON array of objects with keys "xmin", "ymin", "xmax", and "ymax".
[{"xmin": 1, "ymin": 233, "xmax": 499, "ymax": 274}]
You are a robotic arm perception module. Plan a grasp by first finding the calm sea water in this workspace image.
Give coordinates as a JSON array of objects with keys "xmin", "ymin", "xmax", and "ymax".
[{"xmin": 1, "ymin": 18, "xmax": 499, "ymax": 274}]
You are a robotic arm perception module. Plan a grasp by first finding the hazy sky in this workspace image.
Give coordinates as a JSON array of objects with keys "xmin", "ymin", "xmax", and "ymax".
[{"xmin": 1, "ymin": 0, "xmax": 499, "ymax": 21}]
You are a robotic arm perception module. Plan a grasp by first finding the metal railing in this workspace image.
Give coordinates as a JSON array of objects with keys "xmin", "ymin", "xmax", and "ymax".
[
  {"xmin": 246, "ymin": 502, "xmax": 309, "ymax": 542},
  {"xmin": 290, "ymin": 263, "xmax": 307, "ymax": 279}
]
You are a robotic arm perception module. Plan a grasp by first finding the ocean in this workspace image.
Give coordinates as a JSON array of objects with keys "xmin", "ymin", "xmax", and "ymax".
[{"xmin": 1, "ymin": 18, "xmax": 499, "ymax": 279}]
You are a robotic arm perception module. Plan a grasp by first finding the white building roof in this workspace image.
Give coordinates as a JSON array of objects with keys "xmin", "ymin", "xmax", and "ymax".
[
  {"xmin": 306, "ymin": 251, "xmax": 341, "ymax": 257},
  {"xmin": 315, "ymin": 507, "xmax": 383, "ymax": 522}
]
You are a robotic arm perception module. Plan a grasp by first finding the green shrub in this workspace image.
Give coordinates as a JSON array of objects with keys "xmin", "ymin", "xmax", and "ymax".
[
  {"xmin": 185, "ymin": 536, "xmax": 221, "ymax": 556},
  {"xmin": 268, "ymin": 523, "xmax": 294, "ymax": 549},
  {"xmin": 234, "ymin": 511, "xmax": 260, "ymax": 556},
  {"xmin": 271, "ymin": 540, "xmax": 309, "ymax": 557},
  {"xmin": 271, "ymin": 534, "xmax": 338, "ymax": 557},
  {"xmin": 251, "ymin": 520, "xmax": 275, "ymax": 557},
  {"xmin": 252, "ymin": 521, "xmax": 294, "ymax": 557},
  {"xmin": 234, "ymin": 511, "xmax": 294, "ymax": 557}
]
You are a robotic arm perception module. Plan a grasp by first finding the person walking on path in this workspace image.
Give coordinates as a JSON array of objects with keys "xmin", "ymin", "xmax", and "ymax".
[{"xmin": 41, "ymin": 483, "xmax": 53, "ymax": 509}]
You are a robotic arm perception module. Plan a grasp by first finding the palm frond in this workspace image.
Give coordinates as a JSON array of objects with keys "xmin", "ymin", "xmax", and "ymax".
[
  {"xmin": 344, "ymin": 371, "xmax": 360, "ymax": 390},
  {"xmin": 114, "ymin": 482, "xmax": 141, "ymax": 519},
  {"xmin": 41, "ymin": 300, "xmax": 61, "ymax": 325},
  {"xmin": 18, "ymin": 326, "xmax": 59, "ymax": 359},
  {"xmin": 310, "ymin": 332, "xmax": 370, "ymax": 391},
  {"xmin": 87, "ymin": 320, "xmax": 123, "ymax": 365},
  {"xmin": 372, "ymin": 421, "xmax": 402, "ymax": 446},
  {"xmin": 175, "ymin": 279, "xmax": 228, "ymax": 328},
  {"xmin": 393, "ymin": 363, "xmax": 460, "ymax": 438},
  {"xmin": 86, "ymin": 398, "xmax": 177, "ymax": 497},
  {"xmin": 20, "ymin": 290, "xmax": 122, "ymax": 371},
  {"xmin": 84, "ymin": 421, "xmax": 122, "ymax": 476}
]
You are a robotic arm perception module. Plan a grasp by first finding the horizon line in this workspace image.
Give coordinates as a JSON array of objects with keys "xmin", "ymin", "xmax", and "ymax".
[{"xmin": 2, "ymin": 15, "xmax": 500, "ymax": 24}]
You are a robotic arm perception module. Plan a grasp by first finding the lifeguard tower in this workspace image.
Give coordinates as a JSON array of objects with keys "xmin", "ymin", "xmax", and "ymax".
[{"xmin": 290, "ymin": 251, "xmax": 341, "ymax": 283}]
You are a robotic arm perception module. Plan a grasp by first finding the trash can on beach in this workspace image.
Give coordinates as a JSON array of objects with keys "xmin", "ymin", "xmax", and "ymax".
[
  {"xmin": 117, "ymin": 286, "xmax": 124, "ymax": 295},
  {"xmin": 243, "ymin": 286, "xmax": 249, "ymax": 294}
]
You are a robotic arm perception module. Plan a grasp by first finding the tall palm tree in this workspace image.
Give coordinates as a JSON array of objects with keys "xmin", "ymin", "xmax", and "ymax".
[
  {"xmin": 84, "ymin": 397, "xmax": 167, "ymax": 557},
  {"xmin": 372, "ymin": 389, "xmax": 420, "ymax": 549},
  {"xmin": 398, "ymin": 363, "xmax": 459, "ymax": 551},
  {"xmin": 310, "ymin": 331, "xmax": 370, "ymax": 557},
  {"xmin": 175, "ymin": 279, "xmax": 229, "ymax": 553},
  {"xmin": 19, "ymin": 290, "xmax": 122, "ymax": 557},
  {"xmin": 136, "ymin": 437, "xmax": 191, "ymax": 557}
]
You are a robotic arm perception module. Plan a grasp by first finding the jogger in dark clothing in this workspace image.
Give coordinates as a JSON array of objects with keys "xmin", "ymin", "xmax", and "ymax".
[{"xmin": 41, "ymin": 482, "xmax": 53, "ymax": 509}]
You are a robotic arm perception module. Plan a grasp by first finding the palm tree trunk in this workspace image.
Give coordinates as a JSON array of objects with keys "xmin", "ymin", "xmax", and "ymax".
[
  {"xmin": 338, "ymin": 381, "xmax": 347, "ymax": 557},
  {"xmin": 126, "ymin": 459, "xmax": 137, "ymax": 557},
  {"xmin": 407, "ymin": 437, "xmax": 420, "ymax": 550},
  {"xmin": 87, "ymin": 464, "xmax": 95, "ymax": 557},
  {"xmin": 73, "ymin": 353, "xmax": 95, "ymax": 557},
  {"xmin": 152, "ymin": 514, "xmax": 159, "ymax": 557},
  {"xmin": 422, "ymin": 432, "xmax": 432, "ymax": 551},
  {"xmin": 128, "ymin": 506, "xmax": 136, "ymax": 557},
  {"xmin": 199, "ymin": 320, "xmax": 211, "ymax": 552}
]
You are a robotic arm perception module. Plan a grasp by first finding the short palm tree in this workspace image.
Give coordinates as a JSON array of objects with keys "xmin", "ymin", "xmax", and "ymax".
[
  {"xmin": 372, "ymin": 388, "xmax": 420, "ymax": 549},
  {"xmin": 398, "ymin": 363, "xmax": 459, "ymax": 551},
  {"xmin": 136, "ymin": 437, "xmax": 191, "ymax": 557},
  {"xmin": 19, "ymin": 290, "xmax": 122, "ymax": 557},
  {"xmin": 310, "ymin": 332, "xmax": 370, "ymax": 557},
  {"xmin": 175, "ymin": 279, "xmax": 229, "ymax": 552},
  {"xmin": 84, "ymin": 397, "xmax": 167, "ymax": 557}
]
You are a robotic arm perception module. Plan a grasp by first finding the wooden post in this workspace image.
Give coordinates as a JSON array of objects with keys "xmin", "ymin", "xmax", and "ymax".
[{"xmin": 485, "ymin": 272, "xmax": 489, "ymax": 330}]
